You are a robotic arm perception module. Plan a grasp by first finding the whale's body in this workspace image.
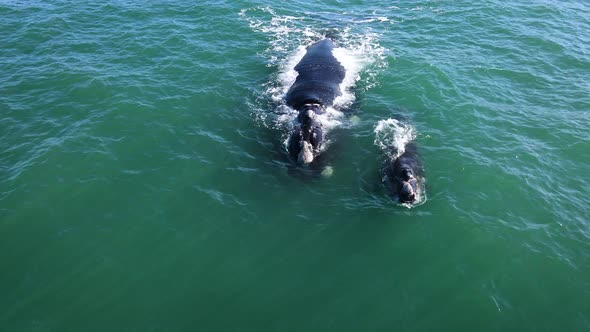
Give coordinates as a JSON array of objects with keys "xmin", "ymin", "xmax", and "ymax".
[{"xmin": 285, "ymin": 39, "xmax": 345, "ymax": 164}]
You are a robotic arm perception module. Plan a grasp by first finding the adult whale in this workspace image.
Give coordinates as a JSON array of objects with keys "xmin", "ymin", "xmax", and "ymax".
[{"xmin": 285, "ymin": 38, "xmax": 345, "ymax": 165}]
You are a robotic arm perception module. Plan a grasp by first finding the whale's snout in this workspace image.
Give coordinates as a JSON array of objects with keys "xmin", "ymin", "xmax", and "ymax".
[
  {"xmin": 393, "ymin": 162, "xmax": 420, "ymax": 204},
  {"xmin": 399, "ymin": 180, "xmax": 417, "ymax": 203},
  {"xmin": 298, "ymin": 141, "xmax": 314, "ymax": 164}
]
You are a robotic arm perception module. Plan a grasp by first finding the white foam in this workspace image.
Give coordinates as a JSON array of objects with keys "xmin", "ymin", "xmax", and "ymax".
[
  {"xmin": 374, "ymin": 118, "xmax": 417, "ymax": 159},
  {"xmin": 332, "ymin": 47, "xmax": 362, "ymax": 108},
  {"xmin": 355, "ymin": 17, "xmax": 390, "ymax": 23},
  {"xmin": 272, "ymin": 46, "xmax": 306, "ymax": 102}
]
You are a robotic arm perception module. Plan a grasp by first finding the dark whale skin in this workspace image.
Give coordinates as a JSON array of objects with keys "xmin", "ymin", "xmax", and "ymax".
[
  {"xmin": 385, "ymin": 143, "xmax": 424, "ymax": 203},
  {"xmin": 285, "ymin": 39, "xmax": 345, "ymax": 110}
]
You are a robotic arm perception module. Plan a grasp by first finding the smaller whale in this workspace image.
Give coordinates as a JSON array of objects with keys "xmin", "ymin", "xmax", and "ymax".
[{"xmin": 385, "ymin": 143, "xmax": 424, "ymax": 204}]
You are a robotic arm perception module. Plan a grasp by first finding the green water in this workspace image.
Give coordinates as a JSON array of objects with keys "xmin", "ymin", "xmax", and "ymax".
[{"xmin": 1, "ymin": 1, "xmax": 589, "ymax": 331}]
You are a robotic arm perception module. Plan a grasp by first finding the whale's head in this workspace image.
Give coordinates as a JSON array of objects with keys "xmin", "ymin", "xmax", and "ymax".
[
  {"xmin": 397, "ymin": 166, "xmax": 418, "ymax": 203},
  {"xmin": 288, "ymin": 104, "xmax": 324, "ymax": 165},
  {"xmin": 388, "ymin": 147, "xmax": 423, "ymax": 204}
]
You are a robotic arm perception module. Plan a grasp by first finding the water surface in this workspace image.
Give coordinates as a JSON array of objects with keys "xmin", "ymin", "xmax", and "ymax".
[{"xmin": 1, "ymin": 1, "xmax": 589, "ymax": 331}]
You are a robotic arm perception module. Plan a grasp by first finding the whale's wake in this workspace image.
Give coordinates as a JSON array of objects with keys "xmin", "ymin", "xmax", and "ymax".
[{"xmin": 240, "ymin": 7, "xmax": 387, "ymax": 154}]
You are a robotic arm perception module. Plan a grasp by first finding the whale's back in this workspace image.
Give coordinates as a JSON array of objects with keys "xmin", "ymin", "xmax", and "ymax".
[{"xmin": 285, "ymin": 39, "xmax": 345, "ymax": 109}]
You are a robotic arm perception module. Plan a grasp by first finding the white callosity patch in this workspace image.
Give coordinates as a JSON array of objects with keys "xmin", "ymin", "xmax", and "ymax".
[{"xmin": 298, "ymin": 141, "xmax": 314, "ymax": 164}]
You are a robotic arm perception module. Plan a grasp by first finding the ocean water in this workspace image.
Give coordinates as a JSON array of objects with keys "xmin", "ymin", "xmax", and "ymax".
[{"xmin": 1, "ymin": 1, "xmax": 589, "ymax": 331}]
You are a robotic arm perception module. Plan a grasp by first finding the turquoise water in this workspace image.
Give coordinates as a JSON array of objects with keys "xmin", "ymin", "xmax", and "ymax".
[{"xmin": 1, "ymin": 1, "xmax": 589, "ymax": 331}]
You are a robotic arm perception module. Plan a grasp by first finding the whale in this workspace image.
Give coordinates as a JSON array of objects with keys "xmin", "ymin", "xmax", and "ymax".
[
  {"xmin": 285, "ymin": 38, "xmax": 345, "ymax": 165},
  {"xmin": 385, "ymin": 143, "xmax": 424, "ymax": 204}
]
